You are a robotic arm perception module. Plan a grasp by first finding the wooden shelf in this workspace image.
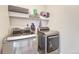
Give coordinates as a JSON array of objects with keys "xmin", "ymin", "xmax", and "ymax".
[
  {"xmin": 8, "ymin": 5, "xmax": 49, "ymax": 21},
  {"xmin": 8, "ymin": 5, "xmax": 29, "ymax": 14},
  {"xmin": 9, "ymin": 16, "xmax": 49, "ymax": 21}
]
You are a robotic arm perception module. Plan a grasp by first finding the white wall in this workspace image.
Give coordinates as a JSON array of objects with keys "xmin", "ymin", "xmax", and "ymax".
[
  {"xmin": 0, "ymin": 5, "xmax": 10, "ymax": 53},
  {"xmin": 47, "ymin": 5, "xmax": 79, "ymax": 54},
  {"xmin": 10, "ymin": 17, "xmax": 41, "ymax": 29}
]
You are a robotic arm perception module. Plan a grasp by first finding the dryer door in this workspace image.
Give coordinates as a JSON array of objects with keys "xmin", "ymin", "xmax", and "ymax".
[{"xmin": 47, "ymin": 35, "xmax": 59, "ymax": 53}]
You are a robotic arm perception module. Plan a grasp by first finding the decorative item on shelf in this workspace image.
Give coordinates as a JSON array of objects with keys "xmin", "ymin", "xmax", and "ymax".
[
  {"xmin": 40, "ymin": 11, "xmax": 50, "ymax": 18},
  {"xmin": 26, "ymin": 24, "xmax": 29, "ymax": 28},
  {"xmin": 29, "ymin": 9, "xmax": 39, "ymax": 18},
  {"xmin": 31, "ymin": 23, "xmax": 35, "ymax": 34},
  {"xmin": 33, "ymin": 9, "xmax": 37, "ymax": 16}
]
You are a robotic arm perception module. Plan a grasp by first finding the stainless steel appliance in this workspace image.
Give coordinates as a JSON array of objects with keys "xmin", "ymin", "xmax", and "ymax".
[{"xmin": 37, "ymin": 27, "xmax": 59, "ymax": 54}]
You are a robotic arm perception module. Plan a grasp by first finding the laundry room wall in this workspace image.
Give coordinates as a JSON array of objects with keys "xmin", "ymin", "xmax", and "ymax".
[
  {"xmin": 47, "ymin": 5, "xmax": 79, "ymax": 54},
  {"xmin": 0, "ymin": 5, "xmax": 10, "ymax": 53}
]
